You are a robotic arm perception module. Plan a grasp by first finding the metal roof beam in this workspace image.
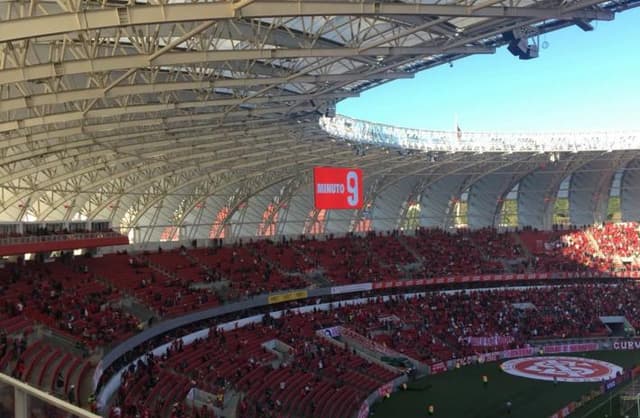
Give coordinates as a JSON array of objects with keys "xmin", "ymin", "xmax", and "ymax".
[
  {"xmin": 60, "ymin": 138, "xmax": 350, "ymax": 220},
  {"xmin": 2, "ymin": 133, "xmax": 323, "ymax": 214},
  {"xmin": 0, "ymin": 125, "xmax": 305, "ymax": 182},
  {"xmin": 0, "ymin": 104, "xmax": 317, "ymax": 140},
  {"xmin": 0, "ymin": 2, "xmax": 614, "ymax": 43},
  {"xmin": 121, "ymin": 147, "xmax": 397, "ymax": 227},
  {"xmin": 0, "ymin": 114, "xmax": 290, "ymax": 152},
  {"xmin": 0, "ymin": 72, "xmax": 411, "ymax": 113},
  {"xmin": 0, "ymin": 91, "xmax": 355, "ymax": 133},
  {"xmin": 0, "ymin": 46, "xmax": 492, "ymax": 86},
  {"xmin": 0, "ymin": 122, "xmax": 298, "ymax": 169}
]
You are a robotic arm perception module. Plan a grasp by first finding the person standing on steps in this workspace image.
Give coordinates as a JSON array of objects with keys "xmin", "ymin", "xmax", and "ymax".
[{"xmin": 67, "ymin": 384, "xmax": 75, "ymax": 404}]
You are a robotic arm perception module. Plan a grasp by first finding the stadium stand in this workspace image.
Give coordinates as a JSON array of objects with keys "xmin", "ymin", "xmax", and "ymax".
[
  {"xmin": 0, "ymin": 258, "xmax": 137, "ymax": 348},
  {"xmin": 2, "ymin": 0, "xmax": 639, "ymax": 415},
  {"xmin": 0, "ymin": 225, "xmax": 638, "ymax": 330},
  {"xmin": 287, "ymin": 231, "xmax": 417, "ymax": 284},
  {"xmin": 189, "ymin": 243, "xmax": 309, "ymax": 298},
  {"xmin": 103, "ymin": 281, "xmax": 640, "ymax": 417},
  {"xmin": 1, "ymin": 223, "xmax": 640, "ymax": 417},
  {"xmin": 111, "ymin": 312, "xmax": 399, "ymax": 418}
]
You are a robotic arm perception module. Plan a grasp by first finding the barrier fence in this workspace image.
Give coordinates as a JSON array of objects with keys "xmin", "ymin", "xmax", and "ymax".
[{"xmin": 0, "ymin": 373, "xmax": 100, "ymax": 418}]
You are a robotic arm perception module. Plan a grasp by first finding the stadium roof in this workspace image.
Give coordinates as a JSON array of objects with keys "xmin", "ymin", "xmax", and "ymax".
[{"xmin": 0, "ymin": 0, "xmax": 638, "ymax": 242}]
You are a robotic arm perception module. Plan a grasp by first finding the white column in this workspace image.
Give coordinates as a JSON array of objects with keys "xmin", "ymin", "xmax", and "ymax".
[{"xmin": 14, "ymin": 387, "xmax": 29, "ymax": 418}]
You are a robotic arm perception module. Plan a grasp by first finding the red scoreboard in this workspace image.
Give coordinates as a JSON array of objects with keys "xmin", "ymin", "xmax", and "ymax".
[{"xmin": 313, "ymin": 167, "xmax": 363, "ymax": 209}]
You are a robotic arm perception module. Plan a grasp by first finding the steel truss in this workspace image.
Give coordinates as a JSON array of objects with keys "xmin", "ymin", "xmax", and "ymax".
[{"xmin": 0, "ymin": 0, "xmax": 637, "ymax": 240}]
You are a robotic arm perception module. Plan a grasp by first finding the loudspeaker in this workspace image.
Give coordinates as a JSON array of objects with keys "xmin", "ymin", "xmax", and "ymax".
[
  {"xmin": 507, "ymin": 40, "xmax": 521, "ymax": 57},
  {"xmin": 507, "ymin": 40, "xmax": 538, "ymax": 60},
  {"xmin": 504, "ymin": 30, "xmax": 539, "ymax": 60},
  {"xmin": 519, "ymin": 44, "xmax": 539, "ymax": 60}
]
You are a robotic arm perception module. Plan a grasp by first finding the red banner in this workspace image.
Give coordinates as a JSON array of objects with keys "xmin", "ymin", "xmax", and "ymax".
[
  {"xmin": 377, "ymin": 382, "xmax": 393, "ymax": 397},
  {"xmin": 466, "ymin": 336, "xmax": 514, "ymax": 347},
  {"xmin": 313, "ymin": 167, "xmax": 363, "ymax": 209},
  {"xmin": 500, "ymin": 347, "xmax": 535, "ymax": 359},
  {"xmin": 357, "ymin": 403, "xmax": 369, "ymax": 418},
  {"xmin": 543, "ymin": 343, "xmax": 598, "ymax": 354},
  {"xmin": 430, "ymin": 362, "xmax": 447, "ymax": 374}
]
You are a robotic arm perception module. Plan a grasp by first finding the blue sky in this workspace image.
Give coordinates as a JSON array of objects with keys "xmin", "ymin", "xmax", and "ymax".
[{"xmin": 337, "ymin": 7, "xmax": 640, "ymax": 132}]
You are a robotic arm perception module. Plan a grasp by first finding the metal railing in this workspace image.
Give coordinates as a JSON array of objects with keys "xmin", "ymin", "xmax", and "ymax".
[
  {"xmin": 0, "ymin": 231, "xmax": 125, "ymax": 246},
  {"xmin": 0, "ymin": 373, "xmax": 100, "ymax": 418}
]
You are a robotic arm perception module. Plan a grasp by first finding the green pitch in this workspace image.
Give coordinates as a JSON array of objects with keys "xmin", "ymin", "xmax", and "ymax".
[{"xmin": 371, "ymin": 351, "xmax": 640, "ymax": 418}]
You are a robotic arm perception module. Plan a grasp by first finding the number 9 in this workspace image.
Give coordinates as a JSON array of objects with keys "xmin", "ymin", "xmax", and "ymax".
[{"xmin": 346, "ymin": 171, "xmax": 359, "ymax": 207}]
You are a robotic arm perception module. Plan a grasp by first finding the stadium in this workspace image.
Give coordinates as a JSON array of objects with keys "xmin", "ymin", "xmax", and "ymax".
[{"xmin": 0, "ymin": 1, "xmax": 640, "ymax": 417}]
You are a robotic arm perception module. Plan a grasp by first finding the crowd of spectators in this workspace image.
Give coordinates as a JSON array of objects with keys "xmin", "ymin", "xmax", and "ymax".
[
  {"xmin": 288, "ymin": 230, "xmax": 416, "ymax": 284},
  {"xmin": 0, "ymin": 227, "xmax": 117, "ymax": 240},
  {"xmin": 520, "ymin": 222, "xmax": 640, "ymax": 273},
  {"xmin": 111, "ymin": 311, "xmax": 397, "ymax": 418},
  {"xmin": 108, "ymin": 281, "xmax": 640, "ymax": 417},
  {"xmin": 590, "ymin": 222, "xmax": 640, "ymax": 264},
  {"xmin": 189, "ymin": 243, "xmax": 309, "ymax": 300},
  {"xmin": 1, "ymin": 223, "xmax": 640, "ymax": 415},
  {"xmin": 344, "ymin": 284, "xmax": 635, "ymax": 364},
  {"xmin": 85, "ymin": 253, "xmax": 220, "ymax": 319},
  {"xmin": 0, "ymin": 257, "xmax": 138, "ymax": 349},
  {"xmin": 0, "ymin": 223, "xmax": 638, "ymax": 350}
]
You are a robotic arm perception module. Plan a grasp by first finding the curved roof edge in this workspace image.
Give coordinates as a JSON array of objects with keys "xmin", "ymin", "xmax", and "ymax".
[{"xmin": 320, "ymin": 115, "xmax": 640, "ymax": 153}]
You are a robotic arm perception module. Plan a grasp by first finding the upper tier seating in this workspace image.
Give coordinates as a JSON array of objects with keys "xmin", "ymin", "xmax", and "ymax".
[
  {"xmin": 289, "ymin": 231, "xmax": 418, "ymax": 284},
  {"xmin": 1, "ymin": 224, "xmax": 639, "ymax": 353},
  {"xmin": 530, "ymin": 223, "xmax": 640, "ymax": 273},
  {"xmin": 590, "ymin": 222, "xmax": 640, "ymax": 269},
  {"xmin": 404, "ymin": 228, "xmax": 500, "ymax": 276},
  {"xmin": 86, "ymin": 253, "xmax": 220, "ymax": 318},
  {"xmin": 0, "ymin": 258, "xmax": 137, "ymax": 348},
  {"xmin": 188, "ymin": 244, "xmax": 309, "ymax": 298}
]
